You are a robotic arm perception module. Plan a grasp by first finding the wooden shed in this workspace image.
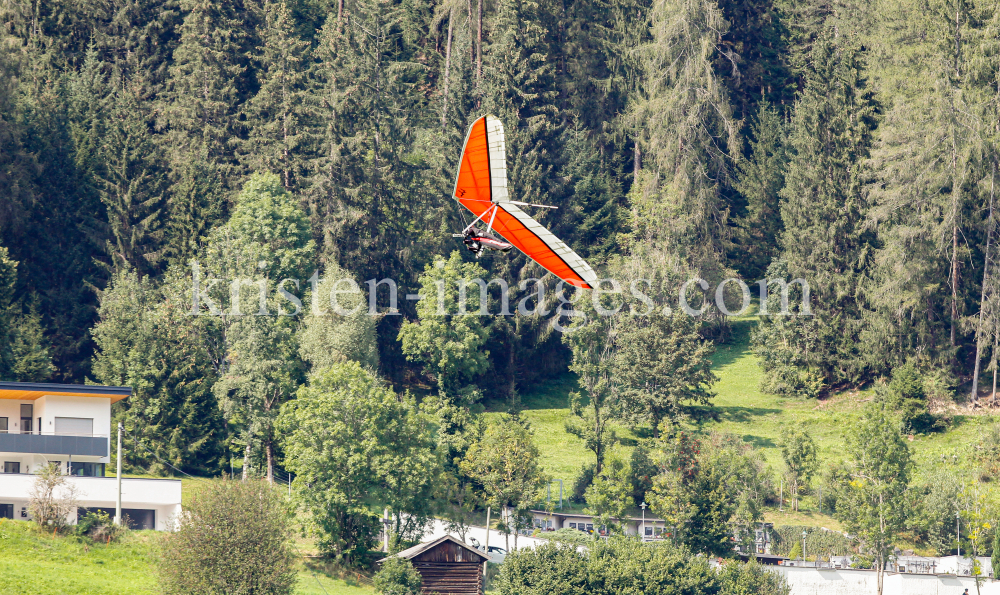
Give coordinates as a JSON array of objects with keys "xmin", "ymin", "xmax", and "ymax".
[{"xmin": 385, "ymin": 535, "xmax": 489, "ymax": 595}]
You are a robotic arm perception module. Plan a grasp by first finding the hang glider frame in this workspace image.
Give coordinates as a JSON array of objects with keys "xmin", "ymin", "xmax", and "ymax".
[{"xmin": 451, "ymin": 115, "xmax": 598, "ymax": 289}]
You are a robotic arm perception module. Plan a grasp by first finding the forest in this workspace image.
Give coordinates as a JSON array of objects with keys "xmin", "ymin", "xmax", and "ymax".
[{"xmin": 0, "ymin": 0, "xmax": 999, "ymax": 486}]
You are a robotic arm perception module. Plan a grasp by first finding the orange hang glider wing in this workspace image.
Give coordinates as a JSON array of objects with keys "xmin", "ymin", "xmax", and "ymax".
[{"xmin": 453, "ymin": 115, "xmax": 598, "ymax": 289}]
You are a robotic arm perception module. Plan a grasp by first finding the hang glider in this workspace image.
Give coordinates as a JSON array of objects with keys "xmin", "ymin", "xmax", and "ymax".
[{"xmin": 452, "ymin": 115, "xmax": 598, "ymax": 290}]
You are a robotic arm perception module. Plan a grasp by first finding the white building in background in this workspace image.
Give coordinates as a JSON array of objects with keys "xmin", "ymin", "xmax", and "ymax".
[{"xmin": 0, "ymin": 382, "xmax": 181, "ymax": 530}]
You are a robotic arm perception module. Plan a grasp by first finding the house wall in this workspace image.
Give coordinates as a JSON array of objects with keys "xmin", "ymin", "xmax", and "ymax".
[
  {"xmin": 37, "ymin": 396, "xmax": 111, "ymax": 438},
  {"xmin": 0, "ymin": 474, "xmax": 181, "ymax": 531},
  {"xmin": 0, "ymin": 400, "xmax": 26, "ymax": 432}
]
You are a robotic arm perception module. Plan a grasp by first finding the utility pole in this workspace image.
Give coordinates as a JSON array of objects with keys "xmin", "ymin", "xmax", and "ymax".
[
  {"xmin": 383, "ymin": 508, "xmax": 390, "ymax": 553},
  {"xmin": 484, "ymin": 506, "xmax": 491, "ymax": 553},
  {"xmin": 640, "ymin": 502, "xmax": 647, "ymax": 541},
  {"xmin": 115, "ymin": 421, "xmax": 122, "ymax": 526},
  {"xmin": 779, "ymin": 477, "xmax": 783, "ymax": 512},
  {"xmin": 957, "ymin": 510, "xmax": 961, "ymax": 558}
]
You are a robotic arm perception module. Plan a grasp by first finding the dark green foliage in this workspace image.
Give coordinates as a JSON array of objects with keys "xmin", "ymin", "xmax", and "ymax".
[
  {"xmin": 881, "ymin": 361, "xmax": 945, "ymax": 434},
  {"xmin": 758, "ymin": 33, "xmax": 878, "ymax": 393},
  {"xmin": 373, "ymin": 557, "xmax": 423, "ymax": 595},
  {"xmin": 732, "ymin": 100, "xmax": 786, "ymax": 281},
  {"xmin": 91, "ymin": 269, "xmax": 226, "ymax": 476},
  {"xmin": 717, "ymin": 559, "xmax": 790, "ymax": 595},
  {"xmin": 159, "ymin": 479, "xmax": 298, "ymax": 595},
  {"xmin": 495, "ymin": 538, "xmax": 720, "ymax": 595},
  {"xmin": 97, "ymin": 84, "xmax": 167, "ymax": 275}
]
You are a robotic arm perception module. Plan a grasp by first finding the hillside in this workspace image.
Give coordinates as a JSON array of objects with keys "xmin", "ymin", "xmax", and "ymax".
[
  {"xmin": 0, "ymin": 520, "xmax": 374, "ymax": 595},
  {"xmin": 491, "ymin": 317, "xmax": 997, "ymax": 527}
]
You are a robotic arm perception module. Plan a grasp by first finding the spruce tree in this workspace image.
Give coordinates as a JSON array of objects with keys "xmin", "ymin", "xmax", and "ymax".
[
  {"xmin": 754, "ymin": 34, "xmax": 877, "ymax": 393},
  {"xmin": 98, "ymin": 83, "xmax": 167, "ymax": 275},
  {"xmin": 158, "ymin": 0, "xmax": 247, "ymax": 192},
  {"xmin": 628, "ymin": 0, "xmax": 739, "ymax": 295},
  {"xmin": 306, "ymin": 4, "xmax": 433, "ymax": 283},
  {"xmin": 864, "ymin": 0, "xmax": 997, "ymax": 372},
  {"xmin": 240, "ymin": 0, "xmax": 310, "ymax": 191},
  {"xmin": 733, "ymin": 100, "xmax": 786, "ymax": 281}
]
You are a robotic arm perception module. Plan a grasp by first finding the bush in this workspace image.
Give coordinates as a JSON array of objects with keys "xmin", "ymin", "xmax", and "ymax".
[
  {"xmin": 883, "ymin": 361, "xmax": 946, "ymax": 433},
  {"xmin": 495, "ymin": 538, "xmax": 719, "ymax": 595},
  {"xmin": 571, "ymin": 462, "xmax": 595, "ymax": 504},
  {"xmin": 160, "ymin": 479, "xmax": 297, "ymax": 595},
  {"xmin": 75, "ymin": 510, "xmax": 128, "ymax": 543},
  {"xmin": 28, "ymin": 463, "xmax": 79, "ymax": 529},
  {"xmin": 717, "ymin": 559, "xmax": 790, "ymax": 595},
  {"xmin": 373, "ymin": 556, "xmax": 422, "ymax": 595}
]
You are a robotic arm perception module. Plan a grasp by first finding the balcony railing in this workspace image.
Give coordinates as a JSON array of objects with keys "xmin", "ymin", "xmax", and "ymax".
[{"xmin": 0, "ymin": 432, "xmax": 108, "ymax": 457}]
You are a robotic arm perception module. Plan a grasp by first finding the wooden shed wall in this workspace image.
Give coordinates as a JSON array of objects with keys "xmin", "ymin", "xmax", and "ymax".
[
  {"xmin": 413, "ymin": 562, "xmax": 483, "ymax": 595},
  {"xmin": 412, "ymin": 541, "xmax": 487, "ymax": 563}
]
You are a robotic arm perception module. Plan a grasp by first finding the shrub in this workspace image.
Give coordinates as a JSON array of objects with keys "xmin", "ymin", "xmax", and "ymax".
[
  {"xmin": 373, "ymin": 556, "xmax": 422, "ymax": 595},
  {"xmin": 571, "ymin": 462, "xmax": 595, "ymax": 504},
  {"xmin": 495, "ymin": 538, "xmax": 720, "ymax": 595},
  {"xmin": 883, "ymin": 361, "xmax": 946, "ymax": 433},
  {"xmin": 160, "ymin": 479, "xmax": 297, "ymax": 595},
  {"xmin": 75, "ymin": 510, "xmax": 128, "ymax": 542},
  {"xmin": 717, "ymin": 559, "xmax": 790, "ymax": 595},
  {"xmin": 28, "ymin": 463, "xmax": 79, "ymax": 529}
]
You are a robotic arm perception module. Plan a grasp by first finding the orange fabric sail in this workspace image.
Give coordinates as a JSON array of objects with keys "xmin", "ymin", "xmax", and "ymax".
[{"xmin": 453, "ymin": 115, "xmax": 598, "ymax": 289}]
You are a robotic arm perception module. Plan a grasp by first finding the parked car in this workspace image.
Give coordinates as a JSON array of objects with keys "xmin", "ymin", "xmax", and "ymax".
[{"xmin": 487, "ymin": 546, "xmax": 507, "ymax": 563}]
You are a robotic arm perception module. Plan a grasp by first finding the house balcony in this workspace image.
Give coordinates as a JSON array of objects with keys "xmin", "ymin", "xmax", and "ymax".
[{"xmin": 0, "ymin": 432, "xmax": 108, "ymax": 457}]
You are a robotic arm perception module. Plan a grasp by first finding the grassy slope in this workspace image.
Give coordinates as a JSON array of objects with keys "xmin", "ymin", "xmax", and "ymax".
[
  {"xmin": 491, "ymin": 317, "xmax": 997, "ymax": 528},
  {"xmin": 0, "ymin": 519, "xmax": 373, "ymax": 595}
]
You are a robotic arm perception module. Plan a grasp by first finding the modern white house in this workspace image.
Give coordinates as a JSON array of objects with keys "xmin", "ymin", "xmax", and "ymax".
[
  {"xmin": 530, "ymin": 509, "xmax": 672, "ymax": 539},
  {"xmin": 0, "ymin": 381, "xmax": 182, "ymax": 530}
]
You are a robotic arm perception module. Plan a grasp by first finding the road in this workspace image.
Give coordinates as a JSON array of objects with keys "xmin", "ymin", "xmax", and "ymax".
[{"xmin": 420, "ymin": 518, "xmax": 548, "ymax": 553}]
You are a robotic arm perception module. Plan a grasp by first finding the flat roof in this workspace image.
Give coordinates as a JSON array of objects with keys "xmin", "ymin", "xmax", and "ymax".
[{"xmin": 0, "ymin": 381, "xmax": 131, "ymax": 404}]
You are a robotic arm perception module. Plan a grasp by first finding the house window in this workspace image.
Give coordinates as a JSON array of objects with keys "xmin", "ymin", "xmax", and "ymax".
[
  {"xmin": 70, "ymin": 462, "xmax": 105, "ymax": 477},
  {"xmin": 0, "ymin": 417, "xmax": 7, "ymax": 433},
  {"xmin": 586, "ymin": 524, "xmax": 594, "ymax": 532},
  {"xmin": 0, "ymin": 504, "xmax": 12, "ymax": 519},
  {"xmin": 55, "ymin": 417, "xmax": 94, "ymax": 436},
  {"xmin": 20, "ymin": 404, "xmax": 32, "ymax": 434},
  {"xmin": 3, "ymin": 462, "xmax": 20, "ymax": 474},
  {"xmin": 645, "ymin": 526, "xmax": 653, "ymax": 536},
  {"xmin": 569, "ymin": 523, "xmax": 577, "ymax": 529}
]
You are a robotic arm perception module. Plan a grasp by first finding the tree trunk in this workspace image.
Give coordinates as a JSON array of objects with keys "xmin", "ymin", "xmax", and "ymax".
[
  {"xmin": 972, "ymin": 166, "xmax": 995, "ymax": 404},
  {"xmin": 993, "ymin": 326, "xmax": 998, "ymax": 406},
  {"xmin": 633, "ymin": 140, "xmax": 641, "ymax": 179},
  {"xmin": 951, "ymin": 176, "xmax": 960, "ymax": 349},
  {"xmin": 266, "ymin": 438, "xmax": 274, "ymax": 483},
  {"xmin": 441, "ymin": 8, "xmax": 454, "ymax": 132},
  {"xmin": 242, "ymin": 440, "xmax": 251, "ymax": 480},
  {"xmin": 476, "ymin": 0, "xmax": 483, "ymax": 86}
]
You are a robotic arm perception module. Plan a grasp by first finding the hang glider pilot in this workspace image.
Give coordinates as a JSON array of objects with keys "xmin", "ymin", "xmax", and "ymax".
[{"xmin": 463, "ymin": 224, "xmax": 513, "ymax": 255}]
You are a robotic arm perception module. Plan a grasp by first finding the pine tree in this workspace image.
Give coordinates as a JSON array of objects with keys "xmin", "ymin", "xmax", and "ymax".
[
  {"xmin": 306, "ymin": 1, "xmax": 438, "ymax": 285},
  {"xmin": 864, "ymin": 0, "xmax": 997, "ymax": 373},
  {"xmin": 240, "ymin": 0, "xmax": 310, "ymax": 191},
  {"xmin": 92, "ymin": 268, "xmax": 225, "ymax": 475},
  {"xmin": 98, "ymin": 83, "xmax": 167, "ymax": 275},
  {"xmin": 714, "ymin": 0, "xmax": 794, "ymax": 121},
  {"xmin": 733, "ymin": 100, "xmax": 786, "ymax": 281},
  {"xmin": 158, "ymin": 0, "xmax": 247, "ymax": 189},
  {"xmin": 753, "ymin": 33, "xmax": 877, "ymax": 393},
  {"xmin": 10, "ymin": 51, "xmax": 105, "ymax": 381},
  {"xmin": 627, "ymin": 0, "xmax": 739, "ymax": 296}
]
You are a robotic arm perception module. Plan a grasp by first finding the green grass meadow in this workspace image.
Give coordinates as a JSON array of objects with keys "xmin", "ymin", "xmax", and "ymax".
[{"xmin": 0, "ymin": 519, "xmax": 375, "ymax": 595}]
